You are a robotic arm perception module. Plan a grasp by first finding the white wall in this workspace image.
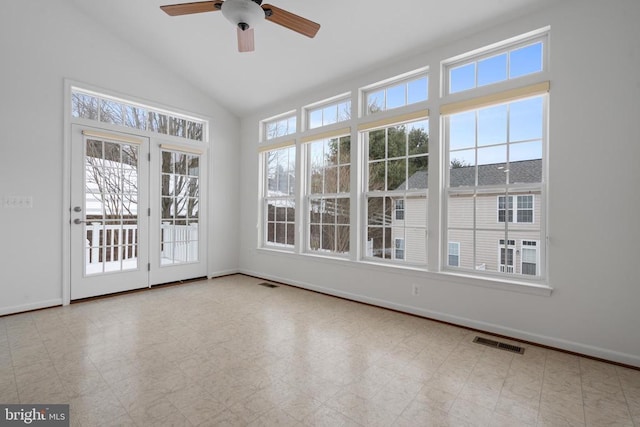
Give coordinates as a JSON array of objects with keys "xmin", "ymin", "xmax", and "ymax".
[
  {"xmin": 238, "ymin": 0, "xmax": 640, "ymax": 366},
  {"xmin": 0, "ymin": 1, "xmax": 240, "ymax": 314}
]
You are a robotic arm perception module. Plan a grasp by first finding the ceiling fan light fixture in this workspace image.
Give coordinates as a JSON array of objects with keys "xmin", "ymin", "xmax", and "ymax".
[{"xmin": 221, "ymin": 0, "xmax": 265, "ymax": 30}]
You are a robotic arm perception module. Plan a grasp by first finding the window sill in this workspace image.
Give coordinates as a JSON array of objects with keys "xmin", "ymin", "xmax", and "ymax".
[
  {"xmin": 259, "ymin": 245, "xmax": 296, "ymax": 255},
  {"xmin": 436, "ymin": 270, "xmax": 552, "ymax": 296},
  {"xmin": 255, "ymin": 247, "xmax": 553, "ymax": 297}
]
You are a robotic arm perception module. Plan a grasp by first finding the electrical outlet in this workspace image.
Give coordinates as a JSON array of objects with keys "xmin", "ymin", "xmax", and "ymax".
[{"xmin": 412, "ymin": 283, "xmax": 420, "ymax": 296}]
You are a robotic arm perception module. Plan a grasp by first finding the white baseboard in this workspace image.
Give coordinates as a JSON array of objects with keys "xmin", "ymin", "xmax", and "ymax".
[
  {"xmin": 238, "ymin": 269, "xmax": 640, "ymax": 368},
  {"xmin": 208, "ymin": 269, "xmax": 241, "ymax": 279},
  {"xmin": 0, "ymin": 299, "xmax": 63, "ymax": 317}
]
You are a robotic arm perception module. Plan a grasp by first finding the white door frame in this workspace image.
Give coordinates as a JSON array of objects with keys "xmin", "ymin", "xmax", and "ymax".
[{"xmin": 62, "ymin": 81, "xmax": 210, "ymax": 305}]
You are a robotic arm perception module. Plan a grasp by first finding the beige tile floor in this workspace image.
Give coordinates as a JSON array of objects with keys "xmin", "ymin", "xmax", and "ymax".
[{"xmin": 0, "ymin": 274, "xmax": 638, "ymax": 426}]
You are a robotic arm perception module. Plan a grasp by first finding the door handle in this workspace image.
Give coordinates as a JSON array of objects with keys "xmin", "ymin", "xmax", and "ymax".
[{"xmin": 73, "ymin": 218, "xmax": 86, "ymax": 224}]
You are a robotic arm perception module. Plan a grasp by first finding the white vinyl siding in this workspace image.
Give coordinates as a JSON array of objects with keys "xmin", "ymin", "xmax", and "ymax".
[
  {"xmin": 391, "ymin": 195, "xmax": 427, "ymax": 264},
  {"xmin": 447, "ymin": 192, "xmax": 541, "ymax": 273}
]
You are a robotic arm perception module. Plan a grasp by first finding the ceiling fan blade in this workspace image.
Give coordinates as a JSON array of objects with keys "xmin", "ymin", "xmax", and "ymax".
[
  {"xmin": 261, "ymin": 4, "xmax": 320, "ymax": 38},
  {"xmin": 237, "ymin": 27, "xmax": 255, "ymax": 52},
  {"xmin": 160, "ymin": 1, "xmax": 222, "ymax": 16}
]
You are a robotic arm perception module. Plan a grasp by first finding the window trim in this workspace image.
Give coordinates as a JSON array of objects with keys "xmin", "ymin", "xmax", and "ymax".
[
  {"xmin": 394, "ymin": 199, "xmax": 405, "ymax": 221},
  {"xmin": 362, "ymin": 116, "xmax": 429, "ymax": 266},
  {"xmin": 261, "ymin": 111, "xmax": 298, "ymax": 142},
  {"xmin": 498, "ymin": 195, "xmax": 534, "ymax": 224},
  {"xmin": 304, "ymin": 134, "xmax": 352, "ymax": 257},
  {"xmin": 262, "ymin": 144, "xmax": 297, "ymax": 250},
  {"xmin": 442, "ymin": 29, "xmax": 549, "ymax": 96},
  {"xmin": 442, "ymin": 89, "xmax": 548, "ymax": 281},
  {"xmin": 360, "ymin": 67, "xmax": 429, "ymax": 116},
  {"xmin": 304, "ymin": 94, "xmax": 352, "ymax": 131},
  {"xmin": 520, "ymin": 239, "xmax": 539, "ymax": 276},
  {"xmin": 71, "ymin": 86, "xmax": 208, "ymax": 143},
  {"xmin": 253, "ymin": 30, "xmax": 552, "ymax": 293}
]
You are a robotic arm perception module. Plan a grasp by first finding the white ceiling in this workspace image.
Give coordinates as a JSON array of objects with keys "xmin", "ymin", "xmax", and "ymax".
[{"xmin": 70, "ymin": 0, "xmax": 556, "ymax": 117}]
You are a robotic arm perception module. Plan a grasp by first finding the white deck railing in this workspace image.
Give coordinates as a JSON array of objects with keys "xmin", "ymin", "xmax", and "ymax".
[
  {"xmin": 85, "ymin": 222, "xmax": 137, "ymax": 264},
  {"xmin": 85, "ymin": 222, "xmax": 198, "ymax": 264},
  {"xmin": 161, "ymin": 222, "xmax": 198, "ymax": 263}
]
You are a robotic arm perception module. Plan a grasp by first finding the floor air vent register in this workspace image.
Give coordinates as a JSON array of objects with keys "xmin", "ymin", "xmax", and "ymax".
[{"xmin": 473, "ymin": 336, "xmax": 525, "ymax": 354}]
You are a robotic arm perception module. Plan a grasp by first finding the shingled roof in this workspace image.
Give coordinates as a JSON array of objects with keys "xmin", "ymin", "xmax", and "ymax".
[{"xmin": 400, "ymin": 159, "xmax": 542, "ymax": 189}]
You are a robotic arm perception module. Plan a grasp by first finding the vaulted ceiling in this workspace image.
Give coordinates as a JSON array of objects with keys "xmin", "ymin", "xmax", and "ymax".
[{"xmin": 70, "ymin": 0, "xmax": 557, "ymax": 116}]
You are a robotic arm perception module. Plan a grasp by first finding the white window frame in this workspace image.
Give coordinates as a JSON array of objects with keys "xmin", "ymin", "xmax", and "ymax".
[
  {"xmin": 305, "ymin": 95, "xmax": 352, "ymax": 131},
  {"xmin": 71, "ymin": 87, "xmax": 208, "ymax": 142},
  {"xmin": 444, "ymin": 93, "xmax": 547, "ymax": 280},
  {"xmin": 362, "ymin": 117, "xmax": 429, "ymax": 266},
  {"xmin": 498, "ymin": 195, "xmax": 534, "ymax": 224},
  {"xmin": 261, "ymin": 111, "xmax": 297, "ymax": 142},
  {"xmin": 442, "ymin": 29, "xmax": 549, "ymax": 283},
  {"xmin": 252, "ymin": 30, "xmax": 553, "ymax": 295},
  {"xmin": 304, "ymin": 134, "xmax": 351, "ymax": 257},
  {"xmin": 361, "ymin": 68, "xmax": 429, "ymax": 116},
  {"xmin": 520, "ymin": 240, "xmax": 539, "ymax": 276},
  {"xmin": 262, "ymin": 145, "xmax": 297, "ymax": 250},
  {"xmin": 443, "ymin": 30, "xmax": 548, "ymax": 96},
  {"xmin": 394, "ymin": 199, "xmax": 405, "ymax": 221}
]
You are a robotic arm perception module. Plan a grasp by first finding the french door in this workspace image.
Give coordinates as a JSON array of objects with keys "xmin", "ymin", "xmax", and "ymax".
[
  {"xmin": 149, "ymin": 144, "xmax": 207, "ymax": 285},
  {"xmin": 70, "ymin": 126, "xmax": 149, "ymax": 299},
  {"xmin": 70, "ymin": 125, "xmax": 207, "ymax": 300}
]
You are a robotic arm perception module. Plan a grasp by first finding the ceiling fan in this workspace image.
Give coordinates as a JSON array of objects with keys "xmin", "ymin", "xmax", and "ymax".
[{"xmin": 160, "ymin": 0, "xmax": 320, "ymax": 53}]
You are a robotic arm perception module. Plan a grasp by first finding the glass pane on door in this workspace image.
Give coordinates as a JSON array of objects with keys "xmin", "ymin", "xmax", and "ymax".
[
  {"xmin": 84, "ymin": 139, "xmax": 139, "ymax": 275},
  {"xmin": 161, "ymin": 150, "xmax": 200, "ymax": 265}
]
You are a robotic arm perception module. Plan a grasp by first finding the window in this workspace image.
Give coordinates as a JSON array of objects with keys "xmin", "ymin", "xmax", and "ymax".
[
  {"xmin": 255, "ymin": 30, "xmax": 549, "ymax": 289},
  {"xmin": 395, "ymin": 199, "xmax": 405, "ymax": 220},
  {"xmin": 498, "ymin": 195, "xmax": 534, "ymax": 223},
  {"xmin": 521, "ymin": 240, "xmax": 538, "ymax": 276},
  {"xmin": 263, "ymin": 145, "xmax": 296, "ymax": 248},
  {"xmin": 161, "ymin": 150, "xmax": 200, "ymax": 265},
  {"xmin": 71, "ymin": 88, "xmax": 206, "ymax": 142},
  {"xmin": 394, "ymin": 238, "xmax": 405, "ymax": 260},
  {"xmin": 448, "ymin": 242, "xmax": 460, "ymax": 267},
  {"xmin": 306, "ymin": 135, "xmax": 351, "ymax": 255},
  {"xmin": 444, "ymin": 30, "xmax": 548, "ymax": 280},
  {"xmin": 445, "ymin": 86, "xmax": 546, "ymax": 277},
  {"xmin": 307, "ymin": 98, "xmax": 351, "ymax": 129},
  {"xmin": 263, "ymin": 114, "xmax": 297, "ymax": 141},
  {"xmin": 364, "ymin": 119, "xmax": 429, "ymax": 264},
  {"xmin": 364, "ymin": 73, "xmax": 428, "ymax": 115},
  {"xmin": 446, "ymin": 37, "xmax": 545, "ymax": 94}
]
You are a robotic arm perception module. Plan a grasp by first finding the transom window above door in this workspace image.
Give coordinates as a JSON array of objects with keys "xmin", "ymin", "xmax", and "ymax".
[{"xmin": 71, "ymin": 87, "xmax": 208, "ymax": 142}]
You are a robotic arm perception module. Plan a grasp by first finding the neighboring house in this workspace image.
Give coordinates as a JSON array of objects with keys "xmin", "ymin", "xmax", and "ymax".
[{"xmin": 392, "ymin": 159, "xmax": 542, "ymax": 276}]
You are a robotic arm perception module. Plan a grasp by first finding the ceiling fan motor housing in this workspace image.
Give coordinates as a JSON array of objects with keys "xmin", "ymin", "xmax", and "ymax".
[{"xmin": 221, "ymin": 0, "xmax": 265, "ymax": 30}]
